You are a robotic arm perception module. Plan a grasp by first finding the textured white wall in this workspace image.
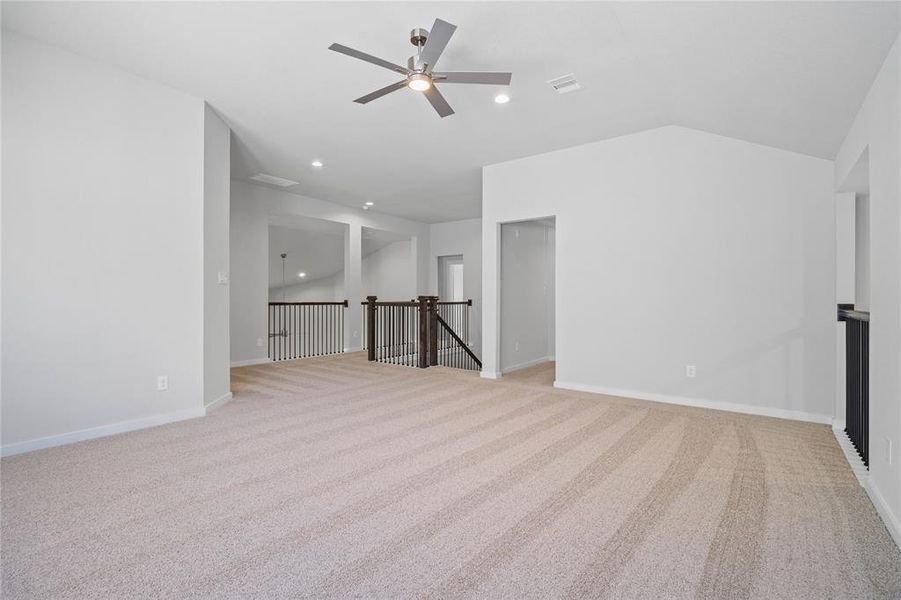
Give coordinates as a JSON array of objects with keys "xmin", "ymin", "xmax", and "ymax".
[
  {"xmin": 1, "ymin": 34, "xmax": 207, "ymax": 451},
  {"xmin": 483, "ymin": 125, "xmax": 835, "ymax": 424},
  {"xmin": 834, "ymin": 33, "xmax": 901, "ymax": 546}
]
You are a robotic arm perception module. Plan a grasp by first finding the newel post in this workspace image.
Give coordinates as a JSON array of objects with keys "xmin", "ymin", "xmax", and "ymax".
[
  {"xmin": 428, "ymin": 296, "xmax": 439, "ymax": 367},
  {"xmin": 417, "ymin": 296, "xmax": 429, "ymax": 368},
  {"xmin": 366, "ymin": 296, "xmax": 377, "ymax": 361}
]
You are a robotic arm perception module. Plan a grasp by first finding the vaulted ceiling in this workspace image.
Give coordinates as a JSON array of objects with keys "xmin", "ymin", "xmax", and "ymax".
[{"xmin": 3, "ymin": 2, "xmax": 899, "ymax": 222}]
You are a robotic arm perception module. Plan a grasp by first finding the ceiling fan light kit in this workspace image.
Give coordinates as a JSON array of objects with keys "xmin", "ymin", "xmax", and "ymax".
[{"xmin": 329, "ymin": 18, "xmax": 512, "ymax": 118}]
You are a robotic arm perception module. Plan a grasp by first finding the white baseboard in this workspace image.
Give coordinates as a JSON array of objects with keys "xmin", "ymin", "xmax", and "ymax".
[
  {"xmin": 552, "ymin": 380, "xmax": 832, "ymax": 425},
  {"xmin": 230, "ymin": 357, "xmax": 271, "ymax": 367},
  {"xmin": 865, "ymin": 477, "xmax": 901, "ymax": 551},
  {"xmin": 831, "ymin": 423, "xmax": 901, "ymax": 551},
  {"xmin": 1, "ymin": 407, "xmax": 206, "ymax": 457},
  {"xmin": 502, "ymin": 356, "xmax": 554, "ymax": 374},
  {"xmin": 204, "ymin": 392, "xmax": 233, "ymax": 413},
  {"xmin": 480, "ymin": 371, "xmax": 502, "ymax": 380},
  {"xmin": 344, "ymin": 346, "xmax": 363, "ymax": 354}
]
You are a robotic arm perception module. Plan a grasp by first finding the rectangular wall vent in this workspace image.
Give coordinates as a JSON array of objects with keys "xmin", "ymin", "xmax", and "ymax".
[
  {"xmin": 547, "ymin": 74, "xmax": 582, "ymax": 94},
  {"xmin": 250, "ymin": 173, "xmax": 299, "ymax": 187}
]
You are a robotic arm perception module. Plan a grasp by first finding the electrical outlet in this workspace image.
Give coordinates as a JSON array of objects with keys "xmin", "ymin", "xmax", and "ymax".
[
  {"xmin": 515, "ymin": 341, "xmax": 520, "ymax": 352},
  {"xmin": 256, "ymin": 338, "xmax": 264, "ymax": 347},
  {"xmin": 686, "ymin": 365, "xmax": 696, "ymax": 378},
  {"xmin": 217, "ymin": 271, "xmax": 229, "ymax": 285},
  {"xmin": 157, "ymin": 375, "xmax": 169, "ymax": 391},
  {"xmin": 353, "ymin": 330, "xmax": 358, "ymax": 338},
  {"xmin": 886, "ymin": 437, "xmax": 893, "ymax": 466}
]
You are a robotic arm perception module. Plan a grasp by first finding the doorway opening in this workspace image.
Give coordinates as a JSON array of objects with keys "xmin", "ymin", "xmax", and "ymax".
[
  {"xmin": 438, "ymin": 254, "xmax": 464, "ymax": 301},
  {"xmin": 499, "ymin": 217, "xmax": 555, "ymax": 383}
]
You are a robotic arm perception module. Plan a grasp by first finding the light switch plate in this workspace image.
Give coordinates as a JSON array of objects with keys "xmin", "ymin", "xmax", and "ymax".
[{"xmin": 217, "ymin": 271, "xmax": 229, "ymax": 285}]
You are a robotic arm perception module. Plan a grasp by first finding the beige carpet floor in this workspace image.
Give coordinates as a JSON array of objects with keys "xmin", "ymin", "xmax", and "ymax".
[{"xmin": 2, "ymin": 352, "xmax": 900, "ymax": 599}]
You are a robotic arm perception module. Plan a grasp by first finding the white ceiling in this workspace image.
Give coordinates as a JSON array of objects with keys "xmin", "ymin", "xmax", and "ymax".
[{"xmin": 4, "ymin": 2, "xmax": 899, "ymax": 223}]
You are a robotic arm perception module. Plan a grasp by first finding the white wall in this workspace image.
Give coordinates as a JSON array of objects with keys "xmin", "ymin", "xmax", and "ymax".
[
  {"xmin": 500, "ymin": 221, "xmax": 555, "ymax": 372},
  {"xmin": 1, "ymin": 34, "xmax": 209, "ymax": 452},
  {"xmin": 429, "ymin": 218, "xmax": 482, "ymax": 354},
  {"xmin": 230, "ymin": 180, "xmax": 429, "ymax": 359},
  {"xmin": 483, "ymin": 125, "xmax": 835, "ymax": 426},
  {"xmin": 835, "ymin": 192, "xmax": 856, "ymax": 305},
  {"xmin": 203, "ymin": 105, "xmax": 231, "ymax": 407},
  {"xmin": 230, "ymin": 188, "xmax": 269, "ymax": 365},
  {"xmin": 834, "ymin": 33, "xmax": 901, "ymax": 546},
  {"xmin": 855, "ymin": 193, "xmax": 871, "ymax": 311},
  {"xmin": 363, "ymin": 240, "xmax": 414, "ymax": 300}
]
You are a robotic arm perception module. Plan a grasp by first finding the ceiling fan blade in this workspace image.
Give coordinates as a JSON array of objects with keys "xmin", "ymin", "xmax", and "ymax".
[
  {"xmin": 433, "ymin": 72, "xmax": 513, "ymax": 85},
  {"xmin": 354, "ymin": 80, "xmax": 408, "ymax": 104},
  {"xmin": 419, "ymin": 19, "xmax": 457, "ymax": 71},
  {"xmin": 328, "ymin": 43, "xmax": 410, "ymax": 75},
  {"xmin": 423, "ymin": 85, "xmax": 454, "ymax": 118}
]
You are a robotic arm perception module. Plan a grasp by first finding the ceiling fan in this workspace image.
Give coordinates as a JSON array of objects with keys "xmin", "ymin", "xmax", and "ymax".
[{"xmin": 329, "ymin": 18, "xmax": 512, "ymax": 118}]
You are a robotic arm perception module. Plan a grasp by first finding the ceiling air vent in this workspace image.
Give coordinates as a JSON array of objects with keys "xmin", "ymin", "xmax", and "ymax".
[
  {"xmin": 547, "ymin": 73, "xmax": 582, "ymax": 94},
  {"xmin": 250, "ymin": 173, "xmax": 299, "ymax": 188}
]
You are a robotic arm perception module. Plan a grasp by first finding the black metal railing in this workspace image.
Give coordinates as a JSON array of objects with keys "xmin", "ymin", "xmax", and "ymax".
[
  {"xmin": 437, "ymin": 300, "xmax": 471, "ymax": 349},
  {"xmin": 839, "ymin": 305, "xmax": 869, "ymax": 467},
  {"xmin": 435, "ymin": 313, "xmax": 482, "ymax": 371},
  {"xmin": 363, "ymin": 296, "xmax": 480, "ymax": 371},
  {"xmin": 268, "ymin": 301, "xmax": 348, "ymax": 361},
  {"xmin": 363, "ymin": 297, "xmax": 423, "ymax": 367}
]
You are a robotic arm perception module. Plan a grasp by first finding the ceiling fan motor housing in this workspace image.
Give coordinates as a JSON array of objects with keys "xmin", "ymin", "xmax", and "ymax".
[{"xmin": 410, "ymin": 28, "xmax": 429, "ymax": 47}]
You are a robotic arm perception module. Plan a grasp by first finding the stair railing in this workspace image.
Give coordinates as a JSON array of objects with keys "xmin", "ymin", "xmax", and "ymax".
[
  {"xmin": 268, "ymin": 300, "xmax": 348, "ymax": 361},
  {"xmin": 364, "ymin": 295, "xmax": 480, "ymax": 371}
]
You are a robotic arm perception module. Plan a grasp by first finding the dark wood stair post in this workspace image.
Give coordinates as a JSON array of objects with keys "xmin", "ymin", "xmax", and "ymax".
[
  {"xmin": 417, "ymin": 296, "xmax": 429, "ymax": 368},
  {"xmin": 428, "ymin": 296, "xmax": 439, "ymax": 367},
  {"xmin": 366, "ymin": 296, "xmax": 377, "ymax": 361}
]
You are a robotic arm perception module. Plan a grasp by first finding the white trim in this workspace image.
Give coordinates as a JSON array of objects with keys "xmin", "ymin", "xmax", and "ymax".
[
  {"xmin": 1, "ymin": 407, "xmax": 206, "ymax": 457},
  {"xmin": 204, "ymin": 392, "xmax": 233, "ymax": 413},
  {"xmin": 865, "ymin": 478, "xmax": 901, "ymax": 551},
  {"xmin": 480, "ymin": 371, "xmax": 502, "ymax": 380},
  {"xmin": 501, "ymin": 356, "xmax": 553, "ymax": 374},
  {"xmin": 230, "ymin": 357, "xmax": 271, "ymax": 367},
  {"xmin": 831, "ymin": 423, "xmax": 901, "ymax": 550},
  {"xmin": 552, "ymin": 380, "xmax": 832, "ymax": 425}
]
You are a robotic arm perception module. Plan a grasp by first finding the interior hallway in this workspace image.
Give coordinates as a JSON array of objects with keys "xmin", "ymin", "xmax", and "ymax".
[{"xmin": 2, "ymin": 353, "xmax": 900, "ymax": 598}]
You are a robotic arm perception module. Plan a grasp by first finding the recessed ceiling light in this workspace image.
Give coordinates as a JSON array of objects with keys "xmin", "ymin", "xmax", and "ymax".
[
  {"xmin": 494, "ymin": 93, "xmax": 510, "ymax": 104},
  {"xmin": 365, "ymin": 202, "xmax": 374, "ymax": 206},
  {"xmin": 311, "ymin": 160, "xmax": 324, "ymax": 168},
  {"xmin": 362, "ymin": 206, "xmax": 369, "ymax": 211},
  {"xmin": 298, "ymin": 272, "xmax": 306, "ymax": 278}
]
